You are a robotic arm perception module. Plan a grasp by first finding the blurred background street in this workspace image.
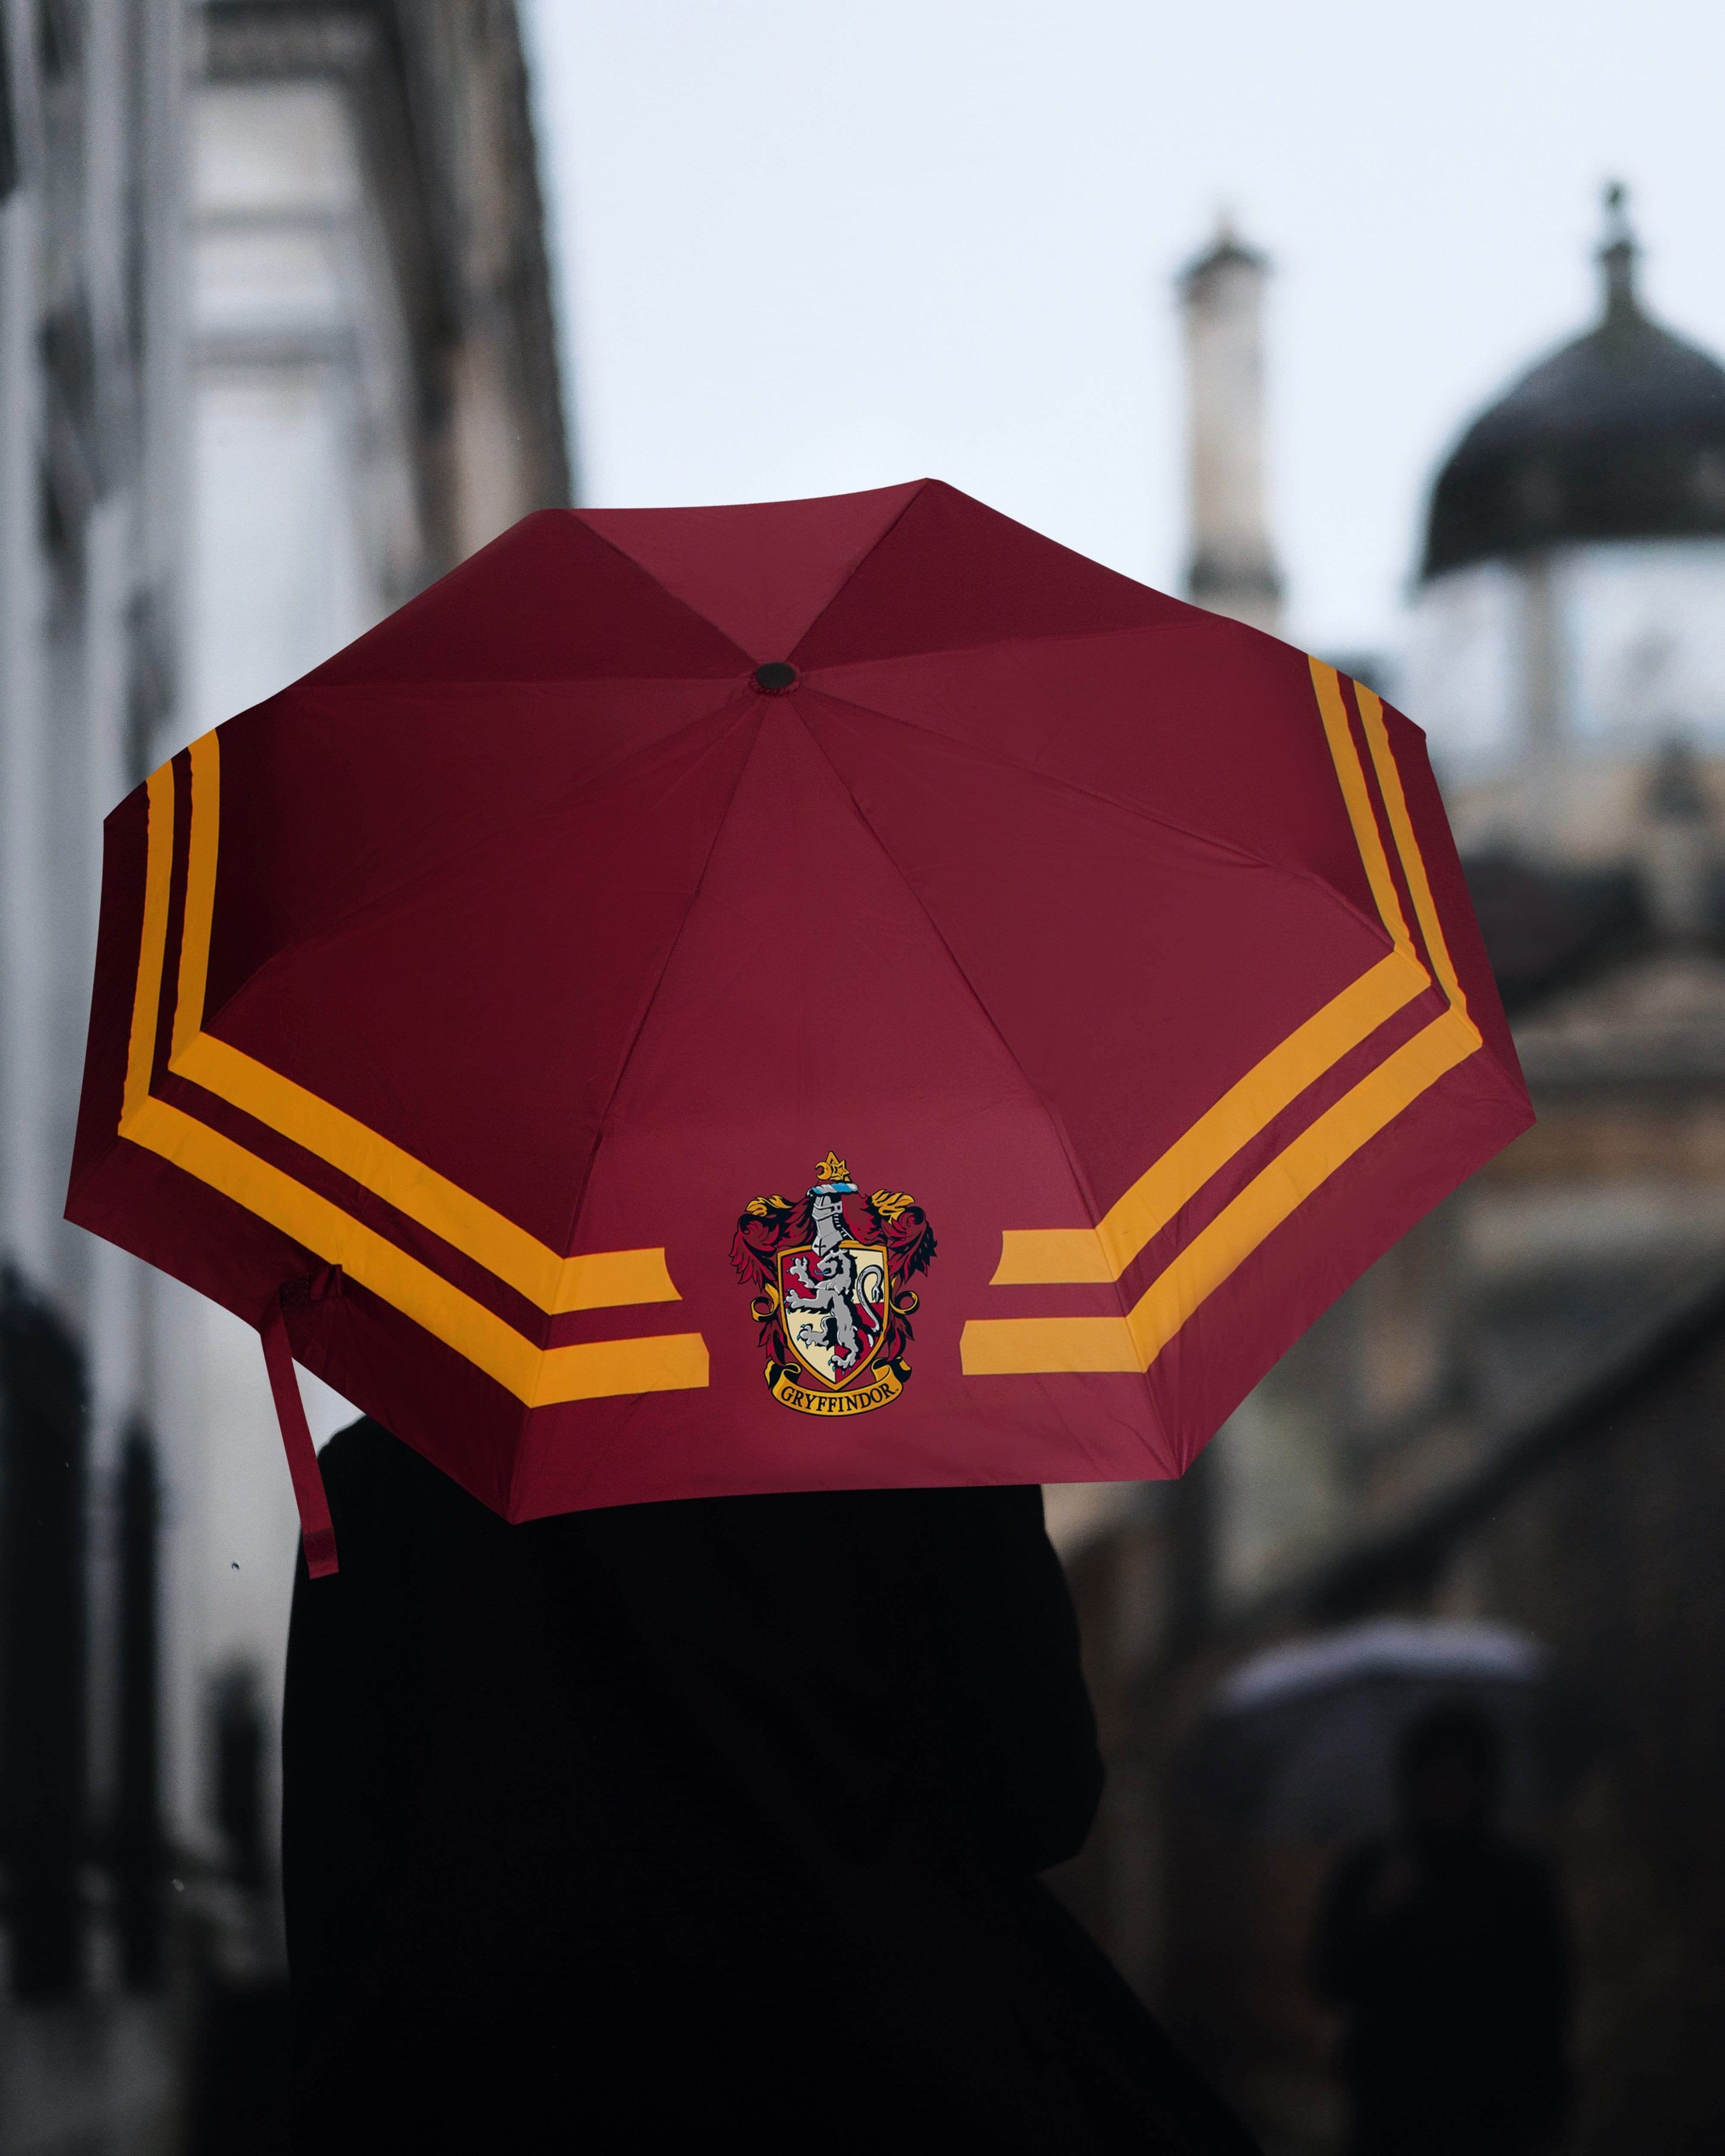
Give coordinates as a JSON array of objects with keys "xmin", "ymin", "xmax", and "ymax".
[{"xmin": 4, "ymin": 2, "xmax": 1725, "ymax": 2149}]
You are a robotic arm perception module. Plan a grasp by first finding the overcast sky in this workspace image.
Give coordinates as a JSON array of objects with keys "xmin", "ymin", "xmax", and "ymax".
[{"xmin": 523, "ymin": 0, "xmax": 1725, "ymax": 667}]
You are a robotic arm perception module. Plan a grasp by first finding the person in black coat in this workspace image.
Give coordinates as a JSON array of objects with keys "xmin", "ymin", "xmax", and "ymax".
[
  {"xmin": 1312, "ymin": 1702, "xmax": 1571, "ymax": 2156},
  {"xmin": 283, "ymin": 1419, "xmax": 1258, "ymax": 2153}
]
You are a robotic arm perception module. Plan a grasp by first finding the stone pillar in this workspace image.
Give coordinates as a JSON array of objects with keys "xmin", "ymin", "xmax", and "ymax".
[
  {"xmin": 1179, "ymin": 222, "xmax": 1283, "ymax": 636},
  {"xmin": 1643, "ymin": 736, "xmax": 1716, "ymax": 940},
  {"xmin": 1520, "ymin": 548, "xmax": 1566, "ymax": 834}
]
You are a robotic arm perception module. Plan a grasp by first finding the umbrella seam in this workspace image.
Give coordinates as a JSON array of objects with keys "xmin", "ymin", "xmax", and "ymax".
[
  {"xmin": 304, "ymin": 510, "xmax": 755, "ymax": 689},
  {"xmin": 203, "ymin": 690, "xmax": 760, "ymax": 1038},
  {"xmin": 783, "ymin": 697, "xmax": 1176, "ymax": 1473},
  {"xmin": 296, "ymin": 617, "xmax": 1225, "ymax": 686},
  {"xmin": 797, "ymin": 611, "xmax": 1204, "ymax": 674},
  {"xmin": 561, "ymin": 513, "xmax": 752, "ymax": 661},
  {"xmin": 794, "ymin": 676, "xmax": 1427, "ymax": 1032},
  {"xmin": 578, "ymin": 483, "xmax": 931, "ymax": 661},
  {"xmin": 800, "ymin": 672, "xmax": 1526, "ymax": 1104},
  {"xmin": 535, "ymin": 701, "xmax": 776, "ymax": 1414},
  {"xmin": 787, "ymin": 481, "xmax": 1212, "ymax": 672},
  {"xmin": 559, "ymin": 511, "xmax": 755, "ymax": 664},
  {"xmin": 780, "ymin": 479, "xmax": 932, "ymax": 662},
  {"xmin": 193, "ymin": 705, "xmax": 767, "ymax": 1247}
]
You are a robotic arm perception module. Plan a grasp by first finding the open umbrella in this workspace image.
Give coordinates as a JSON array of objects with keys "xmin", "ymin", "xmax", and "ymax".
[
  {"xmin": 66, "ymin": 480, "xmax": 1531, "ymax": 1571},
  {"xmin": 1183, "ymin": 1619, "xmax": 1552, "ymax": 1841}
]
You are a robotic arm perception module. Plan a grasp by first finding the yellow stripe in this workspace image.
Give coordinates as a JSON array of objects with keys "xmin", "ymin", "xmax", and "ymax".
[
  {"xmin": 965, "ymin": 661, "xmax": 1486, "ymax": 1381},
  {"xmin": 171, "ymin": 1031, "xmax": 680, "ymax": 1312},
  {"xmin": 119, "ymin": 1093, "xmax": 707, "ymax": 1405},
  {"xmin": 1308, "ymin": 656, "xmax": 1413, "ymax": 958},
  {"xmin": 120, "ymin": 746, "xmax": 706, "ymax": 1400},
  {"xmin": 992, "ymin": 950, "xmax": 1428, "ymax": 1285},
  {"xmin": 125, "ymin": 766, "xmax": 177, "ymax": 1122},
  {"xmin": 171, "ymin": 733, "xmax": 220, "ymax": 1058},
  {"xmin": 1354, "ymin": 685, "xmax": 1473, "ymax": 1027},
  {"xmin": 960, "ymin": 1007, "xmax": 1478, "ymax": 1376},
  {"xmin": 991, "ymin": 664, "xmax": 1436, "ymax": 1289},
  {"xmin": 159, "ymin": 731, "xmax": 679, "ymax": 1316},
  {"xmin": 1122, "ymin": 1006, "xmax": 1476, "ymax": 1364},
  {"xmin": 959, "ymin": 1309, "xmax": 1138, "ymax": 1374}
]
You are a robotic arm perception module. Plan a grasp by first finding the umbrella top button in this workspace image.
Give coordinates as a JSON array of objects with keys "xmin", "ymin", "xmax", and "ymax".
[{"xmin": 753, "ymin": 661, "xmax": 798, "ymax": 693}]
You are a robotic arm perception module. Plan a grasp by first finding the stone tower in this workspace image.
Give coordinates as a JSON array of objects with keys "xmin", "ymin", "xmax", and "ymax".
[{"xmin": 1179, "ymin": 221, "xmax": 1283, "ymax": 635}]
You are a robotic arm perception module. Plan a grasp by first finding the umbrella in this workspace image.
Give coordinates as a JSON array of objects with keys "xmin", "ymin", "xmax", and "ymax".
[
  {"xmin": 66, "ymin": 480, "xmax": 1531, "ymax": 1571},
  {"xmin": 1183, "ymin": 1619, "xmax": 1552, "ymax": 1842}
]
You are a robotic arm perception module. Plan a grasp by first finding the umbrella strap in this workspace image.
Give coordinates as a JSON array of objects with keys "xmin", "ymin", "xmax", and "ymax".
[{"xmin": 262, "ymin": 1293, "xmax": 339, "ymax": 1578}]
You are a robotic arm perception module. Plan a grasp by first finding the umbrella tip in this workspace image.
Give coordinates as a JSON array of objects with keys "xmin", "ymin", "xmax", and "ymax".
[{"xmin": 753, "ymin": 661, "xmax": 799, "ymax": 694}]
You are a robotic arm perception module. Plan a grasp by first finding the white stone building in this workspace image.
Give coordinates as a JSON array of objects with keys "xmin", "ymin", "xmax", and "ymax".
[{"xmin": 1, "ymin": 4, "xmax": 567, "ymax": 2142}]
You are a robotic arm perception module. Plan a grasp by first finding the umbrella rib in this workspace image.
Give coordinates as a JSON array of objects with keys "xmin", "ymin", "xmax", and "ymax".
[
  {"xmin": 808, "ymin": 652, "xmax": 1516, "ymax": 1097},
  {"xmin": 782, "ymin": 480, "xmax": 931, "ymax": 661},
  {"xmin": 310, "ymin": 512, "xmax": 754, "ymax": 689},
  {"xmin": 802, "ymin": 677, "xmax": 1423, "ymax": 1031},
  {"xmin": 563, "ymin": 512, "xmax": 756, "ymax": 666},
  {"xmin": 783, "ymin": 700, "xmax": 1176, "ymax": 1469},
  {"xmin": 797, "ymin": 608, "xmax": 1194, "ymax": 672},
  {"xmin": 549, "ymin": 703, "xmax": 774, "ymax": 1273},
  {"xmin": 797, "ymin": 676, "xmax": 1410, "ymax": 1003},
  {"xmin": 231, "ymin": 683, "xmax": 759, "ymax": 970}
]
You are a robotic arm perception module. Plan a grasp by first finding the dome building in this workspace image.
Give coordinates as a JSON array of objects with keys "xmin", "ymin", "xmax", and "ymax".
[{"xmin": 1403, "ymin": 188, "xmax": 1725, "ymax": 863}]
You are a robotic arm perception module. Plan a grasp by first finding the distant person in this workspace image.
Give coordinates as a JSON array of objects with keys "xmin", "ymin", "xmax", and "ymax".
[
  {"xmin": 1313, "ymin": 1702, "xmax": 1570, "ymax": 2156},
  {"xmin": 283, "ymin": 1419, "xmax": 1261, "ymax": 2153}
]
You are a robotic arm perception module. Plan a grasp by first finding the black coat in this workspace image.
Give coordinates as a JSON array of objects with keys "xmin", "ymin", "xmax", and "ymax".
[{"xmin": 283, "ymin": 1420, "xmax": 1257, "ymax": 2153}]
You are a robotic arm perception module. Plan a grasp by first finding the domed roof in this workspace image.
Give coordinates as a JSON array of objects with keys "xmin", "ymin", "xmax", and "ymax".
[{"xmin": 1422, "ymin": 190, "xmax": 1725, "ymax": 580}]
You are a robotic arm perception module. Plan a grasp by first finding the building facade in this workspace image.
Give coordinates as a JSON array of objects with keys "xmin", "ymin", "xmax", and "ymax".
[
  {"xmin": 0, "ymin": 3, "xmax": 190, "ymax": 2072},
  {"xmin": 167, "ymin": 0, "xmax": 570, "ymax": 1862},
  {"xmin": 0, "ymin": 5, "xmax": 567, "ymax": 2144},
  {"xmin": 1054, "ymin": 193, "xmax": 1725, "ymax": 2156}
]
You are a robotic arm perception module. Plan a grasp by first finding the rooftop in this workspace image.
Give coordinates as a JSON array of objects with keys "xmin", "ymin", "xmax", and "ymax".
[{"xmin": 1423, "ymin": 187, "xmax": 1725, "ymax": 580}]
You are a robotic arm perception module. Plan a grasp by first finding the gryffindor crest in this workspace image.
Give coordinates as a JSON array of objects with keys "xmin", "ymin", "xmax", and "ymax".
[{"xmin": 729, "ymin": 1153, "xmax": 936, "ymax": 1416}]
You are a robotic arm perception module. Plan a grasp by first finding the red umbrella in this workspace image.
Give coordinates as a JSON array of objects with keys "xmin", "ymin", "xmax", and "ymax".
[{"xmin": 67, "ymin": 481, "xmax": 1530, "ymax": 1572}]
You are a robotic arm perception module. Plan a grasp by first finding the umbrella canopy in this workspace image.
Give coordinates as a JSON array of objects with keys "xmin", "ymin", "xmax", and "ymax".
[
  {"xmin": 1186, "ymin": 1620, "xmax": 1551, "ymax": 1842},
  {"xmin": 67, "ymin": 480, "xmax": 1531, "ymax": 1563}
]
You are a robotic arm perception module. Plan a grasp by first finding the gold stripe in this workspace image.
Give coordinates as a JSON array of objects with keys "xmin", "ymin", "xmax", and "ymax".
[
  {"xmin": 120, "ymin": 746, "xmax": 706, "ymax": 1400},
  {"xmin": 120, "ymin": 1093, "xmax": 708, "ymax": 1405},
  {"xmin": 1123, "ymin": 1006, "xmax": 1476, "ymax": 1365},
  {"xmin": 959, "ymin": 1310, "xmax": 1138, "ymax": 1375},
  {"xmin": 992, "ymin": 951, "xmax": 1428, "ymax": 1285},
  {"xmin": 964, "ymin": 661, "xmax": 1486, "ymax": 1381},
  {"xmin": 171, "ymin": 732, "xmax": 220, "ymax": 1058},
  {"xmin": 171, "ymin": 1031, "xmax": 681, "ymax": 1313},
  {"xmin": 125, "ymin": 766, "xmax": 177, "ymax": 1122},
  {"xmin": 158, "ymin": 732, "xmax": 679, "ymax": 1316},
  {"xmin": 961, "ymin": 1008, "xmax": 1478, "ymax": 1376},
  {"xmin": 1308, "ymin": 656, "xmax": 1414, "ymax": 957},
  {"xmin": 991, "ymin": 664, "xmax": 1436, "ymax": 1290},
  {"xmin": 1355, "ymin": 685, "xmax": 1474, "ymax": 1028}
]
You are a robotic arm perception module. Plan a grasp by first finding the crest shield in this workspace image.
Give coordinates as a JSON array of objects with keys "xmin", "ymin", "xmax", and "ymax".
[{"xmin": 776, "ymin": 1239, "xmax": 888, "ymax": 1388}]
